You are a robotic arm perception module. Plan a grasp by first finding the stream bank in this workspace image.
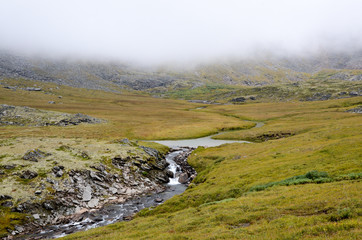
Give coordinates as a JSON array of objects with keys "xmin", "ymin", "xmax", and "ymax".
[{"xmin": 11, "ymin": 147, "xmax": 194, "ymax": 240}]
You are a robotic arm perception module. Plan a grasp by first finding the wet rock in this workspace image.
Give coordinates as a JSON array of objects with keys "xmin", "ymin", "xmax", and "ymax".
[
  {"xmin": 22, "ymin": 149, "xmax": 50, "ymax": 162},
  {"xmin": 166, "ymin": 170, "xmax": 174, "ymax": 178},
  {"xmin": 1, "ymin": 201, "xmax": 13, "ymax": 207},
  {"xmin": 151, "ymin": 159, "xmax": 169, "ymax": 170},
  {"xmin": 20, "ymin": 170, "xmax": 38, "ymax": 179},
  {"xmin": 93, "ymin": 216, "xmax": 103, "ymax": 222},
  {"xmin": 65, "ymin": 229, "xmax": 75, "ymax": 234},
  {"xmin": 172, "ymin": 148, "xmax": 196, "ymax": 184},
  {"xmin": 150, "ymin": 171, "xmax": 169, "ymax": 183},
  {"xmin": 178, "ymin": 173, "xmax": 189, "ymax": 184},
  {"xmin": 154, "ymin": 198, "xmax": 163, "ymax": 203}
]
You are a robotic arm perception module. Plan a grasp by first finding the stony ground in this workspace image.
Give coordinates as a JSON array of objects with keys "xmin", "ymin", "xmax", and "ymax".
[
  {"xmin": 0, "ymin": 137, "xmax": 171, "ymax": 236},
  {"xmin": 0, "ymin": 104, "xmax": 104, "ymax": 127}
]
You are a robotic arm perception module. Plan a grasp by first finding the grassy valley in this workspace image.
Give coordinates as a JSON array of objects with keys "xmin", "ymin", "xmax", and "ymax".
[
  {"xmin": 59, "ymin": 95, "xmax": 361, "ymax": 240},
  {"xmin": 0, "ymin": 60, "xmax": 361, "ymax": 239}
]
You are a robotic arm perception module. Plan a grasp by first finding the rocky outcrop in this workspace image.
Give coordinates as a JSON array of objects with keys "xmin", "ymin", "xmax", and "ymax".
[
  {"xmin": 4, "ymin": 146, "xmax": 171, "ymax": 235},
  {"xmin": 1, "ymin": 143, "xmax": 197, "ymax": 239},
  {"xmin": 23, "ymin": 149, "xmax": 50, "ymax": 162},
  {"xmin": 0, "ymin": 104, "xmax": 104, "ymax": 127},
  {"xmin": 346, "ymin": 106, "xmax": 362, "ymax": 114},
  {"xmin": 19, "ymin": 170, "xmax": 38, "ymax": 179},
  {"xmin": 231, "ymin": 97, "xmax": 246, "ymax": 103}
]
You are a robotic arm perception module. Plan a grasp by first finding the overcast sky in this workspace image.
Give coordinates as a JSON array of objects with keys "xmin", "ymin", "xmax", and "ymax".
[{"xmin": 0, "ymin": 0, "xmax": 362, "ymax": 64}]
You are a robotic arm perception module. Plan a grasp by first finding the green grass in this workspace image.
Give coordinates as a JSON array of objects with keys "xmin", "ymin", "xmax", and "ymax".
[
  {"xmin": 0, "ymin": 207, "xmax": 28, "ymax": 237},
  {"xmin": 62, "ymin": 96, "xmax": 361, "ymax": 240},
  {"xmin": 0, "ymin": 78, "xmax": 361, "ymax": 239},
  {"xmin": 249, "ymin": 171, "xmax": 361, "ymax": 192},
  {"xmin": 0, "ymin": 78, "xmax": 249, "ymax": 140}
]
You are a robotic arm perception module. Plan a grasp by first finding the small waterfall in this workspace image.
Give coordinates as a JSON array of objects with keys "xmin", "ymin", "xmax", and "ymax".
[
  {"xmin": 166, "ymin": 150, "xmax": 183, "ymax": 185},
  {"xmin": 20, "ymin": 149, "xmax": 190, "ymax": 240}
]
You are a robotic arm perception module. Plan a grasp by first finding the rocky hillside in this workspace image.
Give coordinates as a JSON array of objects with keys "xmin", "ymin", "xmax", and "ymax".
[
  {"xmin": 0, "ymin": 137, "xmax": 171, "ymax": 236},
  {"xmin": 0, "ymin": 50, "xmax": 361, "ymax": 94}
]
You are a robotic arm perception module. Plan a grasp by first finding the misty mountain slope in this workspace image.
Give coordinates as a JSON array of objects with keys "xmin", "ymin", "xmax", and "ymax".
[
  {"xmin": 0, "ymin": 51, "xmax": 361, "ymax": 96},
  {"xmin": 191, "ymin": 51, "xmax": 362, "ymax": 86},
  {"xmin": 0, "ymin": 52, "xmax": 202, "ymax": 92}
]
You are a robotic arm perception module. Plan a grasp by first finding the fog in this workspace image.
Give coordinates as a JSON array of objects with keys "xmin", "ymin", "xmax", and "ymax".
[{"xmin": 1, "ymin": 0, "xmax": 362, "ymax": 65}]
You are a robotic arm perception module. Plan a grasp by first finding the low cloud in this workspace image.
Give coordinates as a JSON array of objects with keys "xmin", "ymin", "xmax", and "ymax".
[{"xmin": 1, "ymin": 0, "xmax": 361, "ymax": 65}]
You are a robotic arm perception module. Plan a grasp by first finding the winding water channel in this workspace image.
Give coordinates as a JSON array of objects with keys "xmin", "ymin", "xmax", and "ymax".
[
  {"xmin": 22, "ymin": 122, "xmax": 263, "ymax": 239},
  {"xmin": 153, "ymin": 121, "xmax": 264, "ymax": 148}
]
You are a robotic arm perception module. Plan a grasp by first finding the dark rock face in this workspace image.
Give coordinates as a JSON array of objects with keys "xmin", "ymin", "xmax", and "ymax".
[
  {"xmin": 172, "ymin": 147, "xmax": 197, "ymax": 185},
  {"xmin": 166, "ymin": 170, "xmax": 174, "ymax": 178},
  {"xmin": 112, "ymin": 147, "xmax": 170, "ymax": 185},
  {"xmin": 20, "ymin": 170, "xmax": 38, "ymax": 179},
  {"xmin": 56, "ymin": 113, "xmax": 103, "ymax": 126},
  {"xmin": 23, "ymin": 149, "xmax": 50, "ymax": 162},
  {"xmin": 2, "ymin": 164, "xmax": 16, "ymax": 169},
  {"xmin": 231, "ymin": 97, "xmax": 246, "ymax": 103},
  {"xmin": 1, "ymin": 200, "xmax": 13, "ymax": 207},
  {"xmin": 305, "ymin": 93, "xmax": 332, "ymax": 101},
  {"xmin": 349, "ymin": 91, "xmax": 360, "ymax": 96},
  {"xmin": 0, "ymin": 194, "xmax": 13, "ymax": 200},
  {"xmin": 111, "ymin": 155, "xmax": 128, "ymax": 167}
]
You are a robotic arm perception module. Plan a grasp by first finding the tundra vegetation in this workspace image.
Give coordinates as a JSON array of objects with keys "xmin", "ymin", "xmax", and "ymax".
[{"xmin": 0, "ymin": 77, "xmax": 361, "ymax": 239}]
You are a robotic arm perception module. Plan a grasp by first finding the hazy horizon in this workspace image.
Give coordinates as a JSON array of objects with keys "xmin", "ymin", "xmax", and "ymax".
[{"xmin": 1, "ymin": 0, "xmax": 362, "ymax": 65}]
